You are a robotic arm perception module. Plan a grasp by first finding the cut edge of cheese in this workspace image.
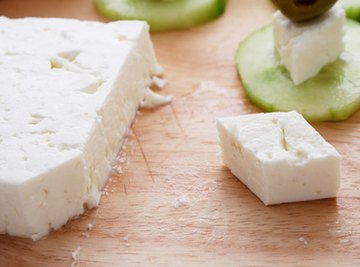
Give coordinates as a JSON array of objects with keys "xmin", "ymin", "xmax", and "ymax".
[
  {"xmin": 216, "ymin": 111, "xmax": 341, "ymax": 206},
  {"xmin": 0, "ymin": 17, "xmax": 171, "ymax": 240}
]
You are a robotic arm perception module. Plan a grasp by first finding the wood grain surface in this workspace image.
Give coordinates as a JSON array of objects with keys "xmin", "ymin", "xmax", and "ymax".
[{"xmin": 0, "ymin": 0, "xmax": 359, "ymax": 266}]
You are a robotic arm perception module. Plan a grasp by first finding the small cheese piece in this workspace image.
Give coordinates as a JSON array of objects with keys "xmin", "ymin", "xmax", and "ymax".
[
  {"xmin": 217, "ymin": 111, "xmax": 341, "ymax": 205},
  {"xmin": 0, "ymin": 17, "xmax": 166, "ymax": 239},
  {"xmin": 140, "ymin": 88, "xmax": 173, "ymax": 109},
  {"xmin": 273, "ymin": 3, "xmax": 345, "ymax": 85}
]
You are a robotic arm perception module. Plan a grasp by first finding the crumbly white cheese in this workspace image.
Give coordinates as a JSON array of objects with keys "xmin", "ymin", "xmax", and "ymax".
[
  {"xmin": 0, "ymin": 17, "xmax": 169, "ymax": 240},
  {"xmin": 151, "ymin": 76, "xmax": 169, "ymax": 90},
  {"xmin": 141, "ymin": 88, "xmax": 173, "ymax": 109},
  {"xmin": 71, "ymin": 246, "xmax": 81, "ymax": 267},
  {"xmin": 217, "ymin": 111, "xmax": 341, "ymax": 205},
  {"xmin": 273, "ymin": 3, "xmax": 345, "ymax": 85}
]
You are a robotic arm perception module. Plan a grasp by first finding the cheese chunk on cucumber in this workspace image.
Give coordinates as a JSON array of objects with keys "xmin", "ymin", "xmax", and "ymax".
[
  {"xmin": 94, "ymin": 0, "xmax": 226, "ymax": 31},
  {"xmin": 341, "ymin": 0, "xmax": 360, "ymax": 21},
  {"xmin": 236, "ymin": 20, "xmax": 360, "ymax": 121}
]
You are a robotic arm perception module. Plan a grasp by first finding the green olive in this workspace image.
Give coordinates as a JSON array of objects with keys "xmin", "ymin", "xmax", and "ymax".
[{"xmin": 274, "ymin": 0, "xmax": 338, "ymax": 22}]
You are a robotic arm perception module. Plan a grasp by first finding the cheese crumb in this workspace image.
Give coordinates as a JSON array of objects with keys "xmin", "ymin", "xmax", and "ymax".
[
  {"xmin": 151, "ymin": 76, "xmax": 168, "ymax": 90},
  {"xmin": 140, "ymin": 88, "xmax": 173, "ymax": 109},
  {"xmin": 173, "ymin": 195, "xmax": 190, "ymax": 208},
  {"xmin": 71, "ymin": 247, "xmax": 81, "ymax": 267},
  {"xmin": 87, "ymin": 224, "xmax": 93, "ymax": 231},
  {"xmin": 123, "ymin": 236, "xmax": 129, "ymax": 247},
  {"xmin": 298, "ymin": 236, "xmax": 308, "ymax": 245}
]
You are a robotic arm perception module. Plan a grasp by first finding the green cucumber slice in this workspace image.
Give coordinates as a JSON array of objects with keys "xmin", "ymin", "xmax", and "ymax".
[
  {"xmin": 341, "ymin": 0, "xmax": 360, "ymax": 21},
  {"xmin": 236, "ymin": 20, "xmax": 360, "ymax": 122},
  {"xmin": 94, "ymin": 0, "xmax": 226, "ymax": 32}
]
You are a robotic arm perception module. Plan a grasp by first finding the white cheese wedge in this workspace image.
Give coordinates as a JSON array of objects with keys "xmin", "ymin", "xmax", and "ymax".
[
  {"xmin": 273, "ymin": 3, "xmax": 345, "ymax": 85},
  {"xmin": 0, "ymin": 17, "xmax": 170, "ymax": 240},
  {"xmin": 217, "ymin": 111, "xmax": 341, "ymax": 205}
]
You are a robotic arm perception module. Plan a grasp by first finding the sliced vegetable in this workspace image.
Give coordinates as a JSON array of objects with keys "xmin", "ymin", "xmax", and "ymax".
[
  {"xmin": 94, "ymin": 0, "xmax": 226, "ymax": 31},
  {"xmin": 236, "ymin": 20, "xmax": 360, "ymax": 122},
  {"xmin": 341, "ymin": 0, "xmax": 360, "ymax": 21}
]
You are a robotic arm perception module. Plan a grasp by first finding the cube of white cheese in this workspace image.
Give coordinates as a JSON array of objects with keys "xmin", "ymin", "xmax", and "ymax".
[
  {"xmin": 217, "ymin": 111, "xmax": 341, "ymax": 205},
  {"xmin": 273, "ymin": 3, "xmax": 345, "ymax": 85},
  {"xmin": 0, "ymin": 17, "xmax": 169, "ymax": 240}
]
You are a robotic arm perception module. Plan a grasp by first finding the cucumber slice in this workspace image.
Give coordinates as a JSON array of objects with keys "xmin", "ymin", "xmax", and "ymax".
[
  {"xmin": 94, "ymin": 0, "xmax": 226, "ymax": 32},
  {"xmin": 341, "ymin": 0, "xmax": 360, "ymax": 21},
  {"xmin": 236, "ymin": 20, "xmax": 360, "ymax": 122}
]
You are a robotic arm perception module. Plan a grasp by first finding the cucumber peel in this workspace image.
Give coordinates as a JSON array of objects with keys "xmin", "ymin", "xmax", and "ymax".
[
  {"xmin": 341, "ymin": 0, "xmax": 360, "ymax": 21},
  {"xmin": 94, "ymin": 0, "xmax": 226, "ymax": 31},
  {"xmin": 236, "ymin": 20, "xmax": 360, "ymax": 122}
]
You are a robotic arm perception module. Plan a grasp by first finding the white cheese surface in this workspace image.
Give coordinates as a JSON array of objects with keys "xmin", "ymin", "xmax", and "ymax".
[
  {"xmin": 217, "ymin": 111, "xmax": 341, "ymax": 205},
  {"xmin": 273, "ymin": 3, "xmax": 345, "ymax": 85},
  {"xmin": 0, "ymin": 17, "xmax": 166, "ymax": 239}
]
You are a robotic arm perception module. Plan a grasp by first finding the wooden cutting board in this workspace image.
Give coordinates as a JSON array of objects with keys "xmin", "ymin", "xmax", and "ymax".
[{"xmin": 0, "ymin": 0, "xmax": 359, "ymax": 266}]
